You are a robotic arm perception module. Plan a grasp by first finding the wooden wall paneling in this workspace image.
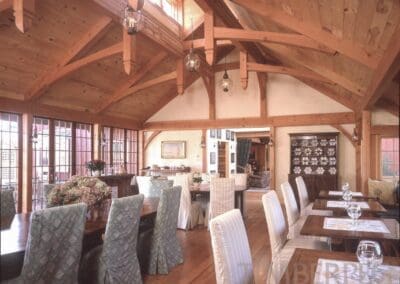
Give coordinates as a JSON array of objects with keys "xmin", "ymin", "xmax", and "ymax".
[
  {"xmin": 257, "ymin": 72, "xmax": 267, "ymax": 118},
  {"xmin": 269, "ymin": 126, "xmax": 275, "ymax": 190},
  {"xmin": 25, "ymin": 16, "xmax": 112, "ymax": 101},
  {"xmin": 13, "ymin": 0, "xmax": 35, "ymax": 33},
  {"xmin": 122, "ymin": 30, "xmax": 137, "ymax": 75},
  {"xmin": 21, "ymin": 113, "xmax": 33, "ymax": 212},
  {"xmin": 360, "ymin": 111, "xmax": 371, "ymax": 194}
]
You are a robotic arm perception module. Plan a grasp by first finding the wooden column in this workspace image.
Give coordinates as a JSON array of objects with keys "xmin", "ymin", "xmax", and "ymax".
[
  {"xmin": 202, "ymin": 129, "xmax": 207, "ymax": 173},
  {"xmin": 93, "ymin": 123, "xmax": 102, "ymax": 160},
  {"xmin": 257, "ymin": 73, "xmax": 267, "ymax": 118},
  {"xmin": 22, "ymin": 113, "xmax": 33, "ymax": 213},
  {"xmin": 138, "ymin": 130, "xmax": 145, "ymax": 173},
  {"xmin": 269, "ymin": 126, "xmax": 276, "ymax": 190},
  {"xmin": 17, "ymin": 116, "xmax": 23, "ymax": 213},
  {"xmin": 360, "ymin": 111, "xmax": 371, "ymax": 194}
]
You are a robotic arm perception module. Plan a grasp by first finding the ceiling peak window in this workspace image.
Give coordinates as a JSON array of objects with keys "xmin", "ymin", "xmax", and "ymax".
[{"xmin": 149, "ymin": 0, "xmax": 182, "ymax": 23}]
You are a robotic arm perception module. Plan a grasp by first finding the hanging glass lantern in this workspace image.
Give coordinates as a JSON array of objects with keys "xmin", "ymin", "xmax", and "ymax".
[
  {"xmin": 185, "ymin": 48, "xmax": 200, "ymax": 72},
  {"xmin": 123, "ymin": 5, "xmax": 143, "ymax": 35},
  {"xmin": 220, "ymin": 70, "xmax": 233, "ymax": 92}
]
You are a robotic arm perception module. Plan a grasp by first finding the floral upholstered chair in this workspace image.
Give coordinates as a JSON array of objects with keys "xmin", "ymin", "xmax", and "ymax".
[
  {"xmin": 148, "ymin": 179, "xmax": 173, "ymax": 198},
  {"xmin": 8, "ymin": 203, "xmax": 87, "ymax": 283},
  {"xmin": 0, "ymin": 188, "xmax": 16, "ymax": 217},
  {"xmin": 148, "ymin": 186, "xmax": 183, "ymax": 274},
  {"xmin": 79, "ymin": 194, "xmax": 144, "ymax": 284}
]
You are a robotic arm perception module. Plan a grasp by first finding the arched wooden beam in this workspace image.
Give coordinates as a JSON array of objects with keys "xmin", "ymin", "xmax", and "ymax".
[
  {"xmin": 331, "ymin": 124, "xmax": 356, "ymax": 147},
  {"xmin": 144, "ymin": 131, "xmax": 162, "ymax": 150}
]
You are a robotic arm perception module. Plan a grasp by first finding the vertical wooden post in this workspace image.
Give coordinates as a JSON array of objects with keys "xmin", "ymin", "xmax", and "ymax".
[
  {"xmin": 257, "ymin": 73, "xmax": 267, "ymax": 118},
  {"xmin": 22, "ymin": 112, "xmax": 33, "ymax": 213},
  {"xmin": 208, "ymin": 75, "xmax": 216, "ymax": 120},
  {"xmin": 93, "ymin": 123, "xmax": 102, "ymax": 160},
  {"xmin": 269, "ymin": 126, "xmax": 276, "ymax": 190},
  {"xmin": 176, "ymin": 58, "xmax": 184, "ymax": 95},
  {"xmin": 138, "ymin": 130, "xmax": 145, "ymax": 173},
  {"xmin": 204, "ymin": 11, "xmax": 214, "ymax": 65},
  {"xmin": 202, "ymin": 129, "xmax": 207, "ymax": 173},
  {"xmin": 360, "ymin": 111, "xmax": 371, "ymax": 195},
  {"xmin": 240, "ymin": 51, "xmax": 248, "ymax": 89}
]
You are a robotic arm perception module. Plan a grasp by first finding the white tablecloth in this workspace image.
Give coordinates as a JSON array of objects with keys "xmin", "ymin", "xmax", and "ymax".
[
  {"xmin": 323, "ymin": 218, "xmax": 390, "ymax": 233},
  {"xmin": 314, "ymin": 258, "xmax": 400, "ymax": 284},
  {"xmin": 326, "ymin": 200, "xmax": 370, "ymax": 209}
]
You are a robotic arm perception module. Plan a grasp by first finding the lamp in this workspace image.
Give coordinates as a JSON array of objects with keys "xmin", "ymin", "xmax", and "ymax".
[
  {"xmin": 268, "ymin": 138, "xmax": 274, "ymax": 146},
  {"xmin": 123, "ymin": 5, "xmax": 143, "ymax": 35},
  {"xmin": 219, "ymin": 57, "xmax": 233, "ymax": 92},
  {"xmin": 185, "ymin": 18, "xmax": 200, "ymax": 72}
]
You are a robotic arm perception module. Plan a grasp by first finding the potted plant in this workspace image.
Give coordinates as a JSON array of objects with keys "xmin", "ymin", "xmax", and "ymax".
[
  {"xmin": 192, "ymin": 172, "xmax": 203, "ymax": 188},
  {"xmin": 86, "ymin": 160, "xmax": 106, "ymax": 176}
]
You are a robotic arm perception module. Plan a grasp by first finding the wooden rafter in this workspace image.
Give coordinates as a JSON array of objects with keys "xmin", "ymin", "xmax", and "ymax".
[
  {"xmin": 0, "ymin": 0, "xmax": 12, "ymax": 11},
  {"xmin": 213, "ymin": 27, "xmax": 336, "ymax": 54},
  {"xmin": 122, "ymin": 29, "xmax": 137, "ymax": 75},
  {"xmin": 13, "ymin": 0, "xmax": 35, "ymax": 33},
  {"xmin": 331, "ymin": 124, "xmax": 355, "ymax": 146},
  {"xmin": 183, "ymin": 39, "xmax": 233, "ymax": 50},
  {"xmin": 213, "ymin": 61, "xmax": 239, "ymax": 72},
  {"xmin": 183, "ymin": 15, "xmax": 204, "ymax": 40},
  {"xmin": 25, "ymin": 16, "xmax": 112, "ymax": 101},
  {"xmin": 360, "ymin": 28, "xmax": 400, "ymax": 110},
  {"xmin": 95, "ymin": 51, "xmax": 168, "ymax": 113},
  {"xmin": 231, "ymin": 0, "xmax": 381, "ymax": 69}
]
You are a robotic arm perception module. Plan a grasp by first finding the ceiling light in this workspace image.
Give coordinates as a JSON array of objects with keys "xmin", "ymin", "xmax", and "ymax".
[{"xmin": 123, "ymin": 5, "xmax": 143, "ymax": 35}]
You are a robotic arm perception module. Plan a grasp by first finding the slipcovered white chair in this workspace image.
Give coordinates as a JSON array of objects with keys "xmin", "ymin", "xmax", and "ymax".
[
  {"xmin": 168, "ymin": 174, "xmax": 204, "ymax": 230},
  {"xmin": 209, "ymin": 209, "xmax": 254, "ymax": 284},
  {"xmin": 206, "ymin": 177, "xmax": 235, "ymax": 227},
  {"xmin": 8, "ymin": 203, "xmax": 87, "ymax": 283},
  {"xmin": 1, "ymin": 188, "xmax": 16, "ymax": 217},
  {"xmin": 295, "ymin": 176, "xmax": 332, "ymax": 216},
  {"xmin": 79, "ymin": 195, "xmax": 144, "ymax": 284},
  {"xmin": 148, "ymin": 186, "xmax": 183, "ymax": 274},
  {"xmin": 262, "ymin": 191, "xmax": 330, "ymax": 284},
  {"xmin": 230, "ymin": 173, "xmax": 248, "ymax": 216},
  {"xmin": 136, "ymin": 176, "xmax": 152, "ymax": 197}
]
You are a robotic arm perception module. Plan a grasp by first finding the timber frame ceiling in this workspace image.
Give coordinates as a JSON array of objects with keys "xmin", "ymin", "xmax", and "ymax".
[{"xmin": 0, "ymin": 0, "xmax": 399, "ymax": 129}]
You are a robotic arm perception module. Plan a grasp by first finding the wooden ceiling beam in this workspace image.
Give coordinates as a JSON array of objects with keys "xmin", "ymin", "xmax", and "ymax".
[
  {"xmin": 214, "ymin": 27, "xmax": 335, "ymax": 54},
  {"xmin": 25, "ymin": 16, "xmax": 112, "ymax": 101},
  {"xmin": 0, "ymin": 0, "xmax": 12, "ymax": 11},
  {"xmin": 183, "ymin": 15, "xmax": 204, "ymax": 40},
  {"xmin": 213, "ymin": 61, "xmax": 240, "ymax": 72},
  {"xmin": 122, "ymin": 29, "xmax": 137, "ymax": 75},
  {"xmin": 95, "ymin": 51, "xmax": 168, "ymax": 113},
  {"xmin": 231, "ymin": 0, "xmax": 381, "ymax": 69},
  {"xmin": 183, "ymin": 39, "xmax": 233, "ymax": 50},
  {"xmin": 13, "ymin": 0, "xmax": 35, "ymax": 33},
  {"xmin": 360, "ymin": 28, "xmax": 400, "ymax": 110}
]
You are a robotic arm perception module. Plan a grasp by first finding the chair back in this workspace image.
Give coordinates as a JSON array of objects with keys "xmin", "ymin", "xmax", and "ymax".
[
  {"xmin": 261, "ymin": 191, "xmax": 287, "ymax": 259},
  {"xmin": 169, "ymin": 174, "xmax": 191, "ymax": 229},
  {"xmin": 148, "ymin": 179, "xmax": 173, "ymax": 198},
  {"xmin": 21, "ymin": 203, "xmax": 87, "ymax": 283},
  {"xmin": 201, "ymin": 172, "xmax": 220, "ymax": 184},
  {"xmin": 295, "ymin": 176, "xmax": 310, "ymax": 214},
  {"xmin": 280, "ymin": 182, "xmax": 300, "ymax": 228},
  {"xmin": 136, "ymin": 176, "xmax": 152, "ymax": 197},
  {"xmin": 0, "ymin": 189, "xmax": 16, "ymax": 217},
  {"xmin": 209, "ymin": 178, "xmax": 235, "ymax": 220},
  {"xmin": 102, "ymin": 194, "xmax": 144, "ymax": 283},
  {"xmin": 230, "ymin": 173, "xmax": 248, "ymax": 188},
  {"xmin": 209, "ymin": 209, "xmax": 254, "ymax": 284}
]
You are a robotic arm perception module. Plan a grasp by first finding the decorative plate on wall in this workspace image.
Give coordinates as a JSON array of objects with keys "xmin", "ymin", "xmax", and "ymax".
[
  {"xmin": 327, "ymin": 148, "xmax": 335, "ymax": 156},
  {"xmin": 311, "ymin": 139, "xmax": 319, "ymax": 147},
  {"xmin": 328, "ymin": 167, "xmax": 337, "ymax": 175},
  {"xmin": 293, "ymin": 166, "xmax": 301, "ymax": 174},
  {"xmin": 329, "ymin": 138, "xmax": 336, "ymax": 146},
  {"xmin": 293, "ymin": 158, "xmax": 300, "ymax": 165},
  {"xmin": 316, "ymin": 167, "xmax": 325, "ymax": 175},
  {"xmin": 319, "ymin": 139, "xmax": 328, "ymax": 146},
  {"xmin": 304, "ymin": 167, "xmax": 312, "ymax": 174},
  {"xmin": 329, "ymin": 157, "xmax": 336, "ymax": 165},
  {"xmin": 320, "ymin": 157, "xmax": 328, "ymax": 166},
  {"xmin": 291, "ymin": 140, "xmax": 298, "ymax": 147},
  {"xmin": 311, "ymin": 157, "xmax": 318, "ymax": 165},
  {"xmin": 294, "ymin": 148, "xmax": 302, "ymax": 155},
  {"xmin": 304, "ymin": 148, "xmax": 312, "ymax": 156},
  {"xmin": 302, "ymin": 157, "xmax": 309, "ymax": 165},
  {"xmin": 314, "ymin": 147, "xmax": 323, "ymax": 156},
  {"xmin": 301, "ymin": 140, "xmax": 309, "ymax": 147}
]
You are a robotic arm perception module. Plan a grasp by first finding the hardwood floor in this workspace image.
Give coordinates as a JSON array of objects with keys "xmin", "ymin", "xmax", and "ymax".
[{"xmin": 144, "ymin": 191, "xmax": 272, "ymax": 284}]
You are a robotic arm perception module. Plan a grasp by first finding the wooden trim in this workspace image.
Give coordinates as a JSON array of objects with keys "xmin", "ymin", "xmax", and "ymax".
[
  {"xmin": 240, "ymin": 51, "xmax": 248, "ymax": 89},
  {"xmin": 235, "ymin": 131, "xmax": 270, "ymax": 138},
  {"xmin": 214, "ymin": 27, "xmax": 335, "ymax": 54},
  {"xmin": 25, "ymin": 16, "xmax": 112, "ymax": 101},
  {"xmin": 257, "ymin": 73, "xmax": 267, "ymax": 118},
  {"xmin": 371, "ymin": 125, "xmax": 399, "ymax": 136},
  {"xmin": 122, "ymin": 30, "xmax": 137, "ymax": 75},
  {"xmin": 144, "ymin": 130, "xmax": 161, "ymax": 150},
  {"xmin": 95, "ymin": 51, "xmax": 168, "ymax": 113},
  {"xmin": 21, "ymin": 113, "xmax": 33, "ymax": 212},
  {"xmin": 143, "ymin": 112, "xmax": 355, "ymax": 130},
  {"xmin": 248, "ymin": 62, "xmax": 332, "ymax": 84},
  {"xmin": 13, "ymin": 0, "xmax": 35, "ymax": 33},
  {"xmin": 269, "ymin": 126, "xmax": 276, "ymax": 190},
  {"xmin": 0, "ymin": 98, "xmax": 142, "ymax": 130},
  {"xmin": 230, "ymin": 0, "xmax": 381, "ymax": 69},
  {"xmin": 330, "ymin": 124, "xmax": 356, "ymax": 147},
  {"xmin": 361, "ymin": 111, "xmax": 371, "ymax": 194}
]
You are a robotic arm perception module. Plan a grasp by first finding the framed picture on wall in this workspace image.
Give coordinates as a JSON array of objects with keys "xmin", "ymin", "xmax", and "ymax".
[
  {"xmin": 231, "ymin": 153, "xmax": 235, "ymax": 163},
  {"xmin": 210, "ymin": 152, "xmax": 216, "ymax": 164},
  {"xmin": 161, "ymin": 141, "xmax": 186, "ymax": 159},
  {"xmin": 231, "ymin": 132, "xmax": 235, "ymax": 141},
  {"xmin": 217, "ymin": 129, "xmax": 221, "ymax": 139},
  {"xmin": 210, "ymin": 129, "xmax": 216, "ymax": 138},
  {"xmin": 226, "ymin": 130, "xmax": 230, "ymax": 140}
]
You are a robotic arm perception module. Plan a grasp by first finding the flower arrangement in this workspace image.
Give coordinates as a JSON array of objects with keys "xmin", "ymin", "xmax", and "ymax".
[
  {"xmin": 47, "ymin": 176, "xmax": 111, "ymax": 208},
  {"xmin": 86, "ymin": 160, "xmax": 106, "ymax": 172},
  {"xmin": 192, "ymin": 172, "xmax": 203, "ymax": 184}
]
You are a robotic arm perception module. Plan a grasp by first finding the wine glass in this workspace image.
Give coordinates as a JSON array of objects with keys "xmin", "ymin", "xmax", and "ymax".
[
  {"xmin": 343, "ymin": 189, "xmax": 352, "ymax": 204},
  {"xmin": 342, "ymin": 182, "xmax": 350, "ymax": 192},
  {"xmin": 346, "ymin": 203, "xmax": 361, "ymax": 227},
  {"xmin": 356, "ymin": 240, "xmax": 383, "ymax": 281}
]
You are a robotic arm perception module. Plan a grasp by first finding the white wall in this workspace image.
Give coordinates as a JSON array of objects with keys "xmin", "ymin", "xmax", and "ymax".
[{"xmin": 372, "ymin": 110, "xmax": 399, "ymax": 125}]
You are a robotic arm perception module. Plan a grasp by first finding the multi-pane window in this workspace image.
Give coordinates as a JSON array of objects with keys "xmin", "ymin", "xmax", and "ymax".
[
  {"xmin": 112, "ymin": 128, "xmax": 125, "ymax": 169},
  {"xmin": 75, "ymin": 123, "xmax": 92, "ymax": 176},
  {"xmin": 381, "ymin": 137, "xmax": 399, "ymax": 179},
  {"xmin": 126, "ymin": 130, "xmax": 138, "ymax": 174},
  {"xmin": 101, "ymin": 127, "xmax": 111, "ymax": 174},
  {"xmin": 149, "ymin": 0, "xmax": 182, "ymax": 23},
  {"xmin": 0, "ymin": 112, "xmax": 20, "ymax": 210},
  {"xmin": 32, "ymin": 117, "xmax": 50, "ymax": 210},
  {"xmin": 54, "ymin": 120, "xmax": 72, "ymax": 183}
]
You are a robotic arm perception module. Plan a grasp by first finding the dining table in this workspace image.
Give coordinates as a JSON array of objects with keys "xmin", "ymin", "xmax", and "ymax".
[
  {"xmin": 280, "ymin": 248, "xmax": 400, "ymax": 284},
  {"xmin": 318, "ymin": 190, "xmax": 376, "ymax": 200},
  {"xmin": 300, "ymin": 215, "xmax": 400, "ymax": 256},
  {"xmin": 312, "ymin": 198, "xmax": 387, "ymax": 215},
  {"xmin": 0, "ymin": 197, "xmax": 159, "ymax": 281},
  {"xmin": 189, "ymin": 183, "xmax": 248, "ymax": 215}
]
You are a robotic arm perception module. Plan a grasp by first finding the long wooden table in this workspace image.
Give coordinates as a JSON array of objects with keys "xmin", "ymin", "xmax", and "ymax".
[
  {"xmin": 318, "ymin": 190, "xmax": 376, "ymax": 200},
  {"xmin": 280, "ymin": 248, "xmax": 400, "ymax": 284},
  {"xmin": 0, "ymin": 198, "xmax": 159, "ymax": 281},
  {"xmin": 312, "ymin": 198, "xmax": 387, "ymax": 215},
  {"xmin": 190, "ymin": 184, "xmax": 248, "ymax": 215}
]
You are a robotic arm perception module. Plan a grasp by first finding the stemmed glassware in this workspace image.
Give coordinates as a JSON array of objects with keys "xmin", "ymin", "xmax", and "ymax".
[
  {"xmin": 346, "ymin": 203, "xmax": 361, "ymax": 227},
  {"xmin": 356, "ymin": 240, "xmax": 383, "ymax": 281}
]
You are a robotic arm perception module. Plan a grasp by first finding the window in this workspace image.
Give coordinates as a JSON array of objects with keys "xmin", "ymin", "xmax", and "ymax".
[
  {"xmin": 112, "ymin": 128, "xmax": 125, "ymax": 168},
  {"xmin": 54, "ymin": 120, "xmax": 73, "ymax": 183},
  {"xmin": 149, "ymin": 0, "xmax": 182, "ymax": 23},
  {"xmin": 381, "ymin": 137, "xmax": 399, "ymax": 179},
  {"xmin": 126, "ymin": 130, "xmax": 138, "ymax": 174},
  {"xmin": 0, "ymin": 112, "xmax": 20, "ymax": 210},
  {"xmin": 75, "ymin": 123, "xmax": 92, "ymax": 176},
  {"xmin": 101, "ymin": 127, "xmax": 111, "ymax": 174},
  {"xmin": 32, "ymin": 117, "xmax": 50, "ymax": 210}
]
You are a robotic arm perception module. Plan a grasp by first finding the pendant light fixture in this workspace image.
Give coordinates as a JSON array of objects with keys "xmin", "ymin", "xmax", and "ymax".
[
  {"xmin": 185, "ymin": 18, "xmax": 200, "ymax": 72},
  {"xmin": 123, "ymin": 4, "xmax": 143, "ymax": 35},
  {"xmin": 219, "ymin": 57, "xmax": 233, "ymax": 92}
]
